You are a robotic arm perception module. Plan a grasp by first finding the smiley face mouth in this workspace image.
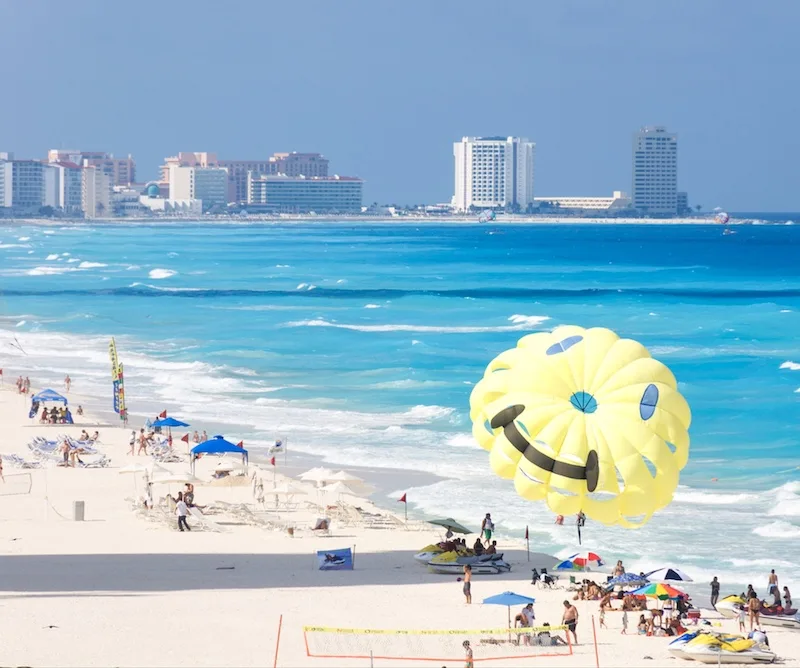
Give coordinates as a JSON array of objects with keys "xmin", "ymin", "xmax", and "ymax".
[{"xmin": 491, "ymin": 404, "xmax": 599, "ymax": 493}]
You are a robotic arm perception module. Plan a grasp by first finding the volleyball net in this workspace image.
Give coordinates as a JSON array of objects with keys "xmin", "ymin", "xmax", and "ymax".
[{"xmin": 303, "ymin": 624, "xmax": 573, "ymax": 663}]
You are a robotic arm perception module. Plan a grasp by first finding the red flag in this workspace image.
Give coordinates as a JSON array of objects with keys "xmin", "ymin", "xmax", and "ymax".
[
  {"xmin": 180, "ymin": 433, "xmax": 189, "ymax": 443},
  {"xmin": 270, "ymin": 456, "xmax": 276, "ymax": 466},
  {"xmin": 525, "ymin": 525, "xmax": 529, "ymax": 540},
  {"xmin": 236, "ymin": 440, "xmax": 244, "ymax": 448},
  {"xmin": 398, "ymin": 493, "xmax": 407, "ymax": 503},
  {"xmin": 159, "ymin": 410, "xmax": 167, "ymax": 418},
  {"xmin": 0, "ymin": 368, "xmax": 3, "ymax": 375}
]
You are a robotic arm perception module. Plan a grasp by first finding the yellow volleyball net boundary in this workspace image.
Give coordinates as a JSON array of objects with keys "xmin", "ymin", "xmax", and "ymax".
[{"xmin": 303, "ymin": 624, "xmax": 573, "ymax": 663}]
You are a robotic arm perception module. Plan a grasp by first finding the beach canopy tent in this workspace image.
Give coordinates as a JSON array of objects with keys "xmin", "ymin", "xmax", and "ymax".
[
  {"xmin": 190, "ymin": 436, "xmax": 247, "ymax": 474},
  {"xmin": 32, "ymin": 389, "xmax": 68, "ymax": 404}
]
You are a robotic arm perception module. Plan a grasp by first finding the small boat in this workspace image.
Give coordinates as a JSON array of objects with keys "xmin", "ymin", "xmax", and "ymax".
[{"xmin": 678, "ymin": 633, "xmax": 775, "ymax": 664}]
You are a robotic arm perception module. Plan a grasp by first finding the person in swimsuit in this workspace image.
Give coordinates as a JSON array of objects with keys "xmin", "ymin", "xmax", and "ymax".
[
  {"xmin": 747, "ymin": 592, "xmax": 761, "ymax": 631},
  {"xmin": 463, "ymin": 565, "xmax": 472, "ymax": 604},
  {"xmin": 562, "ymin": 600, "xmax": 579, "ymax": 645},
  {"xmin": 710, "ymin": 576, "xmax": 720, "ymax": 609},
  {"xmin": 784, "ymin": 587, "xmax": 793, "ymax": 610},
  {"xmin": 463, "ymin": 640, "xmax": 473, "ymax": 668},
  {"xmin": 768, "ymin": 570, "xmax": 779, "ymax": 600}
]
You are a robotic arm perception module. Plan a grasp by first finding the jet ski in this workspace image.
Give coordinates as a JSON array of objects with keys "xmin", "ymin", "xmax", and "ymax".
[
  {"xmin": 413, "ymin": 543, "xmax": 446, "ymax": 565},
  {"xmin": 717, "ymin": 595, "xmax": 800, "ymax": 630},
  {"xmin": 668, "ymin": 631, "xmax": 701, "ymax": 660},
  {"xmin": 678, "ymin": 632, "xmax": 775, "ymax": 664},
  {"xmin": 427, "ymin": 552, "xmax": 511, "ymax": 575}
]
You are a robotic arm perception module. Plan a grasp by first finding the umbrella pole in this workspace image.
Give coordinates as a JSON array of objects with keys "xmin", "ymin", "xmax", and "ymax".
[{"xmin": 508, "ymin": 606, "xmax": 511, "ymax": 642}]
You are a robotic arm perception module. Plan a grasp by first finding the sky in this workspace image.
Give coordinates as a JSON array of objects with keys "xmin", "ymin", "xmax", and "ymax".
[{"xmin": 1, "ymin": 0, "xmax": 799, "ymax": 210}]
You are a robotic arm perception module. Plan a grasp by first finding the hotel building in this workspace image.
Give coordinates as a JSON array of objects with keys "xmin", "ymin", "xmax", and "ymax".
[{"xmin": 632, "ymin": 126, "xmax": 678, "ymax": 215}]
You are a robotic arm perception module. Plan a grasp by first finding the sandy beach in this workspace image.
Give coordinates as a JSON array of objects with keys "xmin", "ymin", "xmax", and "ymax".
[{"xmin": 0, "ymin": 384, "xmax": 796, "ymax": 668}]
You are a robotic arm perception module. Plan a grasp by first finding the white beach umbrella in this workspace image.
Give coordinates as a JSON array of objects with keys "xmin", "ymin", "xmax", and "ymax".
[
  {"xmin": 329, "ymin": 470, "xmax": 363, "ymax": 483},
  {"xmin": 321, "ymin": 481, "xmax": 361, "ymax": 497},
  {"xmin": 149, "ymin": 462, "xmax": 172, "ymax": 476},
  {"xmin": 298, "ymin": 468, "xmax": 336, "ymax": 484},
  {"xmin": 269, "ymin": 482, "xmax": 308, "ymax": 496},
  {"xmin": 151, "ymin": 472, "xmax": 201, "ymax": 485},
  {"xmin": 118, "ymin": 463, "xmax": 149, "ymax": 475}
]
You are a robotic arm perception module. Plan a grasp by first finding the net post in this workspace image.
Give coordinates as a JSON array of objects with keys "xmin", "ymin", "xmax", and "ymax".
[
  {"xmin": 591, "ymin": 614, "xmax": 600, "ymax": 667},
  {"xmin": 370, "ymin": 650, "xmax": 374, "ymax": 667},
  {"xmin": 273, "ymin": 614, "xmax": 283, "ymax": 668}
]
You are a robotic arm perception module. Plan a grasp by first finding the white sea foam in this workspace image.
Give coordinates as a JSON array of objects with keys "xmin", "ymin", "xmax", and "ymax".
[
  {"xmin": 446, "ymin": 433, "xmax": 476, "ymax": 449},
  {"xmin": 15, "ymin": 320, "xmax": 26, "ymax": 327},
  {"xmin": 767, "ymin": 481, "xmax": 800, "ymax": 517},
  {"xmin": 167, "ymin": 252, "xmax": 179, "ymax": 257},
  {"xmin": 364, "ymin": 304, "xmax": 381, "ymax": 309},
  {"xmin": 26, "ymin": 266, "xmax": 80, "ymax": 276},
  {"xmin": 780, "ymin": 310, "xmax": 792, "ymax": 313},
  {"xmin": 673, "ymin": 488, "xmax": 757, "ymax": 505},
  {"xmin": 0, "ymin": 243, "xmax": 31, "ymax": 248},
  {"xmin": 296, "ymin": 283, "xmax": 308, "ymax": 290},
  {"xmin": 780, "ymin": 361, "xmax": 800, "ymax": 371},
  {"xmin": 126, "ymin": 265, "xmax": 141, "ymax": 270},
  {"xmin": 753, "ymin": 521, "xmax": 800, "ymax": 539},
  {"xmin": 67, "ymin": 258, "xmax": 80, "ymax": 263},
  {"xmin": 62, "ymin": 253, "xmax": 70, "ymax": 257},
  {"xmin": 78, "ymin": 261, "xmax": 108, "ymax": 269},
  {"xmin": 129, "ymin": 283, "xmax": 201, "ymax": 293},
  {"xmin": 45, "ymin": 254, "xmax": 59, "ymax": 260},
  {"xmin": 148, "ymin": 268, "xmax": 177, "ymax": 279},
  {"xmin": 276, "ymin": 264, "xmax": 291, "ymax": 268},
  {"xmin": 18, "ymin": 237, "xmax": 30, "ymax": 241},
  {"xmin": 369, "ymin": 379, "xmax": 448, "ymax": 390},
  {"xmin": 284, "ymin": 314, "xmax": 550, "ymax": 334}
]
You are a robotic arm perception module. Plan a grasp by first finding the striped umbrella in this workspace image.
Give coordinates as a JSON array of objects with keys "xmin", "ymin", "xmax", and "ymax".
[
  {"xmin": 646, "ymin": 567, "xmax": 693, "ymax": 583},
  {"xmin": 556, "ymin": 551, "xmax": 603, "ymax": 571},
  {"xmin": 630, "ymin": 582, "xmax": 686, "ymax": 600}
]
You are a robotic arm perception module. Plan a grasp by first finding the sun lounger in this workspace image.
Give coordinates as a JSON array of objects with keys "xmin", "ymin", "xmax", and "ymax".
[{"xmin": 189, "ymin": 507, "xmax": 227, "ymax": 532}]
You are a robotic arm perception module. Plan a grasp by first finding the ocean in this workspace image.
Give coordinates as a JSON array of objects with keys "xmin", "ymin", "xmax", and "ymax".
[{"xmin": 1, "ymin": 220, "xmax": 799, "ymax": 598}]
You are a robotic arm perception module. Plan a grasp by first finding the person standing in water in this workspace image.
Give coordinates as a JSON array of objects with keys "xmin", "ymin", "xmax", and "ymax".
[
  {"xmin": 768, "ymin": 570, "xmax": 780, "ymax": 606},
  {"xmin": 710, "ymin": 576, "xmax": 720, "ymax": 609}
]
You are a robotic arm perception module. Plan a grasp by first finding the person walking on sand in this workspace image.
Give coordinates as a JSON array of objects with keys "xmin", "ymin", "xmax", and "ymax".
[
  {"xmin": 710, "ymin": 576, "xmax": 720, "ymax": 609},
  {"xmin": 64, "ymin": 375, "xmax": 71, "ymax": 392},
  {"xmin": 463, "ymin": 640, "xmax": 473, "ymax": 668},
  {"xmin": 621, "ymin": 610, "xmax": 628, "ymax": 635},
  {"xmin": 127, "ymin": 430, "xmax": 136, "ymax": 456},
  {"xmin": 462, "ymin": 565, "xmax": 472, "ymax": 604},
  {"xmin": 562, "ymin": 600, "xmax": 579, "ymax": 645},
  {"xmin": 480, "ymin": 513, "xmax": 494, "ymax": 545},
  {"xmin": 176, "ymin": 492, "xmax": 191, "ymax": 532},
  {"xmin": 137, "ymin": 428, "xmax": 149, "ymax": 456}
]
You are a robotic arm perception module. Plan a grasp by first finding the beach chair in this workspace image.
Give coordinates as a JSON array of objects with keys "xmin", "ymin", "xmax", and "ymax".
[{"xmin": 189, "ymin": 507, "xmax": 227, "ymax": 532}]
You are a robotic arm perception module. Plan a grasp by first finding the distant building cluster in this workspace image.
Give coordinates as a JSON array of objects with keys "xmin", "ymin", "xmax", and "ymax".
[
  {"xmin": 0, "ymin": 149, "xmax": 363, "ymax": 218},
  {"xmin": 451, "ymin": 126, "xmax": 689, "ymax": 217}
]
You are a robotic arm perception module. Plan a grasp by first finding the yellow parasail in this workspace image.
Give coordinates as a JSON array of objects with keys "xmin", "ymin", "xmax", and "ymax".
[{"xmin": 469, "ymin": 326, "xmax": 691, "ymax": 528}]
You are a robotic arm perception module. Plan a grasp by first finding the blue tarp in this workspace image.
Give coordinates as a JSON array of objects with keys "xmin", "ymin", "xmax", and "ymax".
[{"xmin": 31, "ymin": 389, "xmax": 68, "ymax": 404}]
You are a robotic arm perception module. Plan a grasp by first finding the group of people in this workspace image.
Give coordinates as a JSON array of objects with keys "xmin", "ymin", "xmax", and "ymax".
[
  {"xmin": 192, "ymin": 431, "xmax": 209, "ymax": 444},
  {"xmin": 129, "ymin": 427, "xmax": 168, "ymax": 456},
  {"xmin": 37, "ymin": 405, "xmax": 73, "ymax": 424},
  {"xmin": 15, "ymin": 376, "xmax": 31, "ymax": 394},
  {"xmin": 166, "ymin": 484, "xmax": 196, "ymax": 532}
]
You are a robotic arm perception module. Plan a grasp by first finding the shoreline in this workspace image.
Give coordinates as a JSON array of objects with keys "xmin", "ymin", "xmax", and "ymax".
[{"xmin": 0, "ymin": 215, "xmax": 788, "ymax": 226}]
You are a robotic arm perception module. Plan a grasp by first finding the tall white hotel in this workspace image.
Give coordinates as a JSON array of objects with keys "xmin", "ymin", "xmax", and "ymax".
[
  {"xmin": 632, "ymin": 126, "xmax": 678, "ymax": 215},
  {"xmin": 453, "ymin": 136, "xmax": 535, "ymax": 212}
]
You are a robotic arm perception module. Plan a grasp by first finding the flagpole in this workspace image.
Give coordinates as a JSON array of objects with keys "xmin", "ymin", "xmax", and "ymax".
[
  {"xmin": 526, "ymin": 525, "xmax": 530, "ymax": 562},
  {"xmin": 404, "ymin": 499, "xmax": 407, "ymax": 522}
]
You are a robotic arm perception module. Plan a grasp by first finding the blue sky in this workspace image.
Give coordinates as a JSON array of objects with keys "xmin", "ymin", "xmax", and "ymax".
[{"xmin": 1, "ymin": 1, "xmax": 799, "ymax": 209}]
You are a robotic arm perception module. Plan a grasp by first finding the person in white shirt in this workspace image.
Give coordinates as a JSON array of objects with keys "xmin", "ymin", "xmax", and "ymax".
[{"xmin": 176, "ymin": 492, "xmax": 191, "ymax": 532}]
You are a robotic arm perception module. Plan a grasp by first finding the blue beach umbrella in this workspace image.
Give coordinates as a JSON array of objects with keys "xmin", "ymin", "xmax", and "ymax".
[
  {"xmin": 152, "ymin": 417, "xmax": 190, "ymax": 428},
  {"xmin": 483, "ymin": 591, "xmax": 536, "ymax": 629}
]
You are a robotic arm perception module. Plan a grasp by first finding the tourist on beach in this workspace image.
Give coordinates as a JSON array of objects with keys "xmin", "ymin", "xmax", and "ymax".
[
  {"xmin": 747, "ymin": 592, "xmax": 761, "ymax": 631},
  {"xmin": 176, "ymin": 492, "xmax": 191, "ymax": 532},
  {"xmin": 462, "ymin": 640, "xmax": 473, "ymax": 668},
  {"xmin": 184, "ymin": 483, "xmax": 195, "ymax": 507},
  {"xmin": 472, "ymin": 537, "xmax": 484, "ymax": 555},
  {"xmin": 621, "ymin": 610, "xmax": 628, "ymax": 634},
  {"xmin": 24, "ymin": 377, "xmax": 30, "ymax": 394},
  {"xmin": 462, "ymin": 565, "xmax": 472, "ymax": 604},
  {"xmin": 128, "ymin": 431, "xmax": 136, "ymax": 455},
  {"xmin": 201, "ymin": 430, "xmax": 208, "ymax": 442},
  {"xmin": 192, "ymin": 430, "xmax": 200, "ymax": 443},
  {"xmin": 480, "ymin": 513, "xmax": 494, "ymax": 545},
  {"xmin": 562, "ymin": 600, "xmax": 578, "ymax": 644},
  {"xmin": 554, "ymin": 514, "xmax": 564, "ymax": 525},
  {"xmin": 0, "ymin": 455, "xmax": 4, "ymax": 482},
  {"xmin": 737, "ymin": 603, "xmax": 746, "ymax": 632},
  {"xmin": 64, "ymin": 375, "xmax": 71, "ymax": 392},
  {"xmin": 710, "ymin": 576, "xmax": 720, "ymax": 609},
  {"xmin": 784, "ymin": 586, "xmax": 792, "ymax": 610},
  {"xmin": 137, "ymin": 428, "xmax": 149, "ymax": 456},
  {"xmin": 486, "ymin": 540, "xmax": 497, "ymax": 555},
  {"xmin": 613, "ymin": 560, "xmax": 625, "ymax": 577},
  {"xmin": 599, "ymin": 607, "xmax": 606, "ymax": 629},
  {"xmin": 637, "ymin": 614, "xmax": 648, "ymax": 635},
  {"xmin": 77, "ymin": 405, "xmax": 83, "ymax": 416}
]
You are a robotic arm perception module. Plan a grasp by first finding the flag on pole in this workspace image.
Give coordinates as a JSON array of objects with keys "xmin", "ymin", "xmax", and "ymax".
[
  {"xmin": 270, "ymin": 456, "xmax": 276, "ymax": 466},
  {"xmin": 525, "ymin": 526, "xmax": 529, "ymax": 540},
  {"xmin": 236, "ymin": 440, "xmax": 244, "ymax": 448},
  {"xmin": 398, "ymin": 493, "xmax": 406, "ymax": 503},
  {"xmin": 398, "ymin": 493, "xmax": 407, "ymax": 521},
  {"xmin": 159, "ymin": 410, "xmax": 167, "ymax": 418},
  {"xmin": 180, "ymin": 433, "xmax": 189, "ymax": 443}
]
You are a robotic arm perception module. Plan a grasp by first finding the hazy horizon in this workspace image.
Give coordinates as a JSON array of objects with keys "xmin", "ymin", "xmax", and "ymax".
[{"xmin": 2, "ymin": 0, "xmax": 799, "ymax": 210}]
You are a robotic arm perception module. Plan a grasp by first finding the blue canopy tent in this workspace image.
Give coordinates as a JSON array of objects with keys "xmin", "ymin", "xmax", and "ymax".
[
  {"xmin": 152, "ymin": 417, "xmax": 189, "ymax": 428},
  {"xmin": 190, "ymin": 435, "xmax": 247, "ymax": 474},
  {"xmin": 29, "ymin": 388, "xmax": 71, "ymax": 421},
  {"xmin": 482, "ymin": 591, "xmax": 536, "ymax": 634},
  {"xmin": 32, "ymin": 389, "xmax": 68, "ymax": 404}
]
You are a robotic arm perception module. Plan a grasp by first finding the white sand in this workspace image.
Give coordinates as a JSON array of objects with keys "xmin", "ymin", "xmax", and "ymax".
[{"xmin": 0, "ymin": 385, "xmax": 797, "ymax": 667}]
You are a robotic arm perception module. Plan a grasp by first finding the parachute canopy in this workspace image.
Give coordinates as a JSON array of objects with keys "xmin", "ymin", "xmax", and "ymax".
[
  {"xmin": 715, "ymin": 211, "xmax": 730, "ymax": 225},
  {"xmin": 478, "ymin": 210, "xmax": 496, "ymax": 223},
  {"xmin": 469, "ymin": 326, "xmax": 691, "ymax": 528}
]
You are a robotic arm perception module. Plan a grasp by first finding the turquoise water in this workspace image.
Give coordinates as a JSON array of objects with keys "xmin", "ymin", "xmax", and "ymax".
[{"xmin": 1, "ymin": 221, "xmax": 799, "ymax": 594}]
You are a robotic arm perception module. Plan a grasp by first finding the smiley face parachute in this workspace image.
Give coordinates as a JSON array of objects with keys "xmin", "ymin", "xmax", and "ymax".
[
  {"xmin": 469, "ymin": 326, "xmax": 691, "ymax": 528},
  {"xmin": 715, "ymin": 212, "xmax": 730, "ymax": 225}
]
